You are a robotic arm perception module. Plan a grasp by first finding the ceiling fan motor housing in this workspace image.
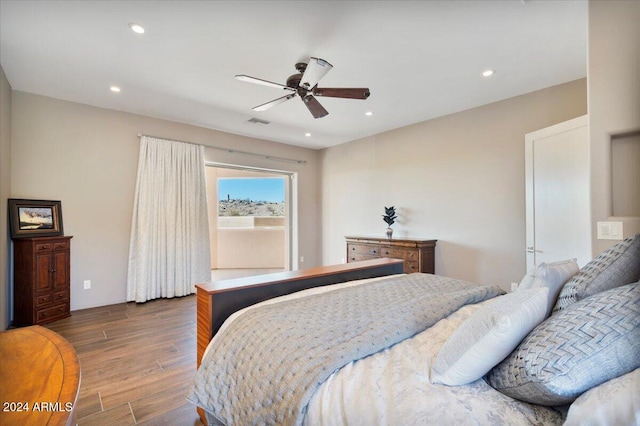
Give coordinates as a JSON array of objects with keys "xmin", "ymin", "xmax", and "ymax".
[
  {"xmin": 286, "ymin": 73, "xmax": 303, "ymax": 89},
  {"xmin": 286, "ymin": 62, "xmax": 309, "ymax": 89}
]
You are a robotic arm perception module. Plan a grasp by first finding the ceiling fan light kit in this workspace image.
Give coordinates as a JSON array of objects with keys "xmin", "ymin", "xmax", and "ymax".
[{"xmin": 235, "ymin": 57, "xmax": 371, "ymax": 119}]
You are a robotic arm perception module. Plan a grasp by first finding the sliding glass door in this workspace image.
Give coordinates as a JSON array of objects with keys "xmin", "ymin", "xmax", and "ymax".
[{"xmin": 205, "ymin": 163, "xmax": 294, "ymax": 277}]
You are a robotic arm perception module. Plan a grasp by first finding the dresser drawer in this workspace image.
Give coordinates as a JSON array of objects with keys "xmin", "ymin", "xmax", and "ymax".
[
  {"xmin": 53, "ymin": 289, "xmax": 69, "ymax": 303},
  {"xmin": 36, "ymin": 243, "xmax": 53, "ymax": 252},
  {"xmin": 37, "ymin": 303, "xmax": 70, "ymax": 323},
  {"xmin": 36, "ymin": 293, "xmax": 54, "ymax": 306},
  {"xmin": 403, "ymin": 261, "xmax": 420, "ymax": 273},
  {"xmin": 349, "ymin": 254, "xmax": 380, "ymax": 263},
  {"xmin": 53, "ymin": 240, "xmax": 70, "ymax": 250},
  {"xmin": 380, "ymin": 247, "xmax": 418, "ymax": 262},
  {"xmin": 347, "ymin": 243, "xmax": 381, "ymax": 257}
]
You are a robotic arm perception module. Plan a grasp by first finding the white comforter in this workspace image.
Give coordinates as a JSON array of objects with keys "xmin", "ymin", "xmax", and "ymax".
[{"xmin": 204, "ymin": 276, "xmax": 564, "ymax": 426}]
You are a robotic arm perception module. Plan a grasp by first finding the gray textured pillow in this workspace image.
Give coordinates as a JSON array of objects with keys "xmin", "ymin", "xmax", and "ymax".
[
  {"xmin": 553, "ymin": 234, "xmax": 640, "ymax": 312},
  {"xmin": 486, "ymin": 282, "xmax": 640, "ymax": 406}
]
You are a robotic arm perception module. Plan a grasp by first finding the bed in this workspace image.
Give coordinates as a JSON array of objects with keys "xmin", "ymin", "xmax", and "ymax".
[{"xmin": 188, "ymin": 236, "xmax": 640, "ymax": 426}]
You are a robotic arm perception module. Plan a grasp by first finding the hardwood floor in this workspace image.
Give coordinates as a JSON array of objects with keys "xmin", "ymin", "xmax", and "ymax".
[{"xmin": 45, "ymin": 295, "xmax": 204, "ymax": 426}]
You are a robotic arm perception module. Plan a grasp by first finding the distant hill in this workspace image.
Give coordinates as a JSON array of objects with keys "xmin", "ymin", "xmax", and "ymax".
[{"xmin": 218, "ymin": 199, "xmax": 284, "ymax": 217}]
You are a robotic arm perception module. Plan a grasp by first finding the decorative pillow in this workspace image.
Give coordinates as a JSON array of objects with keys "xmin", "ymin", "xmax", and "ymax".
[
  {"xmin": 564, "ymin": 368, "xmax": 640, "ymax": 426},
  {"xmin": 486, "ymin": 282, "xmax": 640, "ymax": 406},
  {"xmin": 431, "ymin": 288, "xmax": 548, "ymax": 386},
  {"xmin": 553, "ymin": 234, "xmax": 640, "ymax": 312},
  {"xmin": 517, "ymin": 259, "xmax": 578, "ymax": 317}
]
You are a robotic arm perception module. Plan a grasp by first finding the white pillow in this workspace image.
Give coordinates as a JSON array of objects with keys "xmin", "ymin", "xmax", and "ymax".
[
  {"xmin": 431, "ymin": 288, "xmax": 548, "ymax": 386},
  {"xmin": 518, "ymin": 259, "xmax": 578, "ymax": 317},
  {"xmin": 564, "ymin": 368, "xmax": 640, "ymax": 426}
]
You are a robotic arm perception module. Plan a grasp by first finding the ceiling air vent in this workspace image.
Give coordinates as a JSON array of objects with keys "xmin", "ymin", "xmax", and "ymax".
[{"xmin": 247, "ymin": 117, "xmax": 270, "ymax": 125}]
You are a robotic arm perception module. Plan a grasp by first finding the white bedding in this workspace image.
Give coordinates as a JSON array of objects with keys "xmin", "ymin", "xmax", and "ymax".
[
  {"xmin": 202, "ymin": 275, "xmax": 564, "ymax": 425},
  {"xmin": 305, "ymin": 301, "xmax": 563, "ymax": 426}
]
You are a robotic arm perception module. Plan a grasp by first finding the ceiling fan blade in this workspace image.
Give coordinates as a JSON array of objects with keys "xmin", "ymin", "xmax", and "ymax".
[
  {"xmin": 299, "ymin": 57, "xmax": 333, "ymax": 90},
  {"xmin": 313, "ymin": 87, "xmax": 371, "ymax": 100},
  {"xmin": 235, "ymin": 75, "xmax": 295, "ymax": 91},
  {"xmin": 302, "ymin": 95, "xmax": 329, "ymax": 119},
  {"xmin": 252, "ymin": 93, "xmax": 296, "ymax": 111}
]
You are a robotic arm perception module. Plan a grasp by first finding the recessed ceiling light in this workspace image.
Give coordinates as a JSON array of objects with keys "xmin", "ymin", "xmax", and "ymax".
[
  {"xmin": 129, "ymin": 23, "xmax": 145, "ymax": 34},
  {"xmin": 482, "ymin": 69, "xmax": 495, "ymax": 77},
  {"xmin": 305, "ymin": 133, "xmax": 311, "ymax": 137},
  {"xmin": 110, "ymin": 86, "xmax": 121, "ymax": 93},
  {"xmin": 365, "ymin": 111, "xmax": 373, "ymax": 116}
]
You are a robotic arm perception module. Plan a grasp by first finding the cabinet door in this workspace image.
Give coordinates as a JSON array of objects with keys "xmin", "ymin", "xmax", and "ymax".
[
  {"xmin": 35, "ymin": 253, "xmax": 53, "ymax": 292},
  {"xmin": 52, "ymin": 251, "xmax": 69, "ymax": 290}
]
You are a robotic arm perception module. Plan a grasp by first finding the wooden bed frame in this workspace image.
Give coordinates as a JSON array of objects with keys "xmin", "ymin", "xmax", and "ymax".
[
  {"xmin": 193, "ymin": 258, "xmax": 404, "ymax": 423},
  {"xmin": 194, "ymin": 257, "xmax": 404, "ymax": 367}
]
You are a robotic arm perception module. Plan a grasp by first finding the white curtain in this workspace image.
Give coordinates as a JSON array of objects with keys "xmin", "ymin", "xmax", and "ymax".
[{"xmin": 126, "ymin": 136, "xmax": 211, "ymax": 302}]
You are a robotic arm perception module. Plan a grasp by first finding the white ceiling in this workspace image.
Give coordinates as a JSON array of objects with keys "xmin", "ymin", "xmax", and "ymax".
[{"xmin": 0, "ymin": 0, "xmax": 587, "ymax": 149}]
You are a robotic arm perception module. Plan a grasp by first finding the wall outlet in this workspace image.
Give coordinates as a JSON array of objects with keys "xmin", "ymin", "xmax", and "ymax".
[
  {"xmin": 83, "ymin": 280, "xmax": 91, "ymax": 290},
  {"xmin": 511, "ymin": 282, "xmax": 519, "ymax": 292},
  {"xmin": 300, "ymin": 256, "xmax": 305, "ymax": 263}
]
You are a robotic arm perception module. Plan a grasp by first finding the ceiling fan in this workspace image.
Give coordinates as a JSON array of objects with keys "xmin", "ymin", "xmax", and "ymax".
[{"xmin": 235, "ymin": 57, "xmax": 370, "ymax": 119}]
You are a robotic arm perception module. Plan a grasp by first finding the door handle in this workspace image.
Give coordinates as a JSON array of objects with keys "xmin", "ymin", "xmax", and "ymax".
[{"xmin": 526, "ymin": 246, "xmax": 543, "ymax": 253}]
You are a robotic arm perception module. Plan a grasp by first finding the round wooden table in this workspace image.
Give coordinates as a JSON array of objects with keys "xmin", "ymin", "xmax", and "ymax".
[{"xmin": 0, "ymin": 325, "xmax": 80, "ymax": 425}]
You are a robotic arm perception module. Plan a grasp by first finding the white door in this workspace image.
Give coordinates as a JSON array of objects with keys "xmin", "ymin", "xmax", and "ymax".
[{"xmin": 525, "ymin": 115, "xmax": 591, "ymax": 270}]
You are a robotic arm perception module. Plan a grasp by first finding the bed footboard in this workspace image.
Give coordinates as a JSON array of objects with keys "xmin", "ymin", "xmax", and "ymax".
[
  {"xmin": 195, "ymin": 258, "xmax": 404, "ymax": 367},
  {"xmin": 193, "ymin": 258, "xmax": 403, "ymax": 423}
]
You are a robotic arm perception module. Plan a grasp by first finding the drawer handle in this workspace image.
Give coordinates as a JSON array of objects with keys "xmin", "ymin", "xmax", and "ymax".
[
  {"xmin": 371, "ymin": 249, "xmax": 377, "ymax": 254},
  {"xmin": 58, "ymin": 307, "xmax": 64, "ymax": 312},
  {"xmin": 38, "ymin": 245, "xmax": 51, "ymax": 251},
  {"xmin": 42, "ymin": 312, "xmax": 47, "ymax": 317},
  {"xmin": 43, "ymin": 297, "xmax": 49, "ymax": 302},
  {"xmin": 57, "ymin": 294, "xmax": 63, "ymax": 298},
  {"xmin": 351, "ymin": 247, "xmax": 355, "ymax": 251}
]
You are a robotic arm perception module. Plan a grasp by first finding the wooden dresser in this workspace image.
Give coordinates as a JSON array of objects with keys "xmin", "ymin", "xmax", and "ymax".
[
  {"xmin": 0, "ymin": 326, "xmax": 80, "ymax": 426},
  {"xmin": 13, "ymin": 236, "xmax": 72, "ymax": 326},
  {"xmin": 345, "ymin": 236, "xmax": 437, "ymax": 274}
]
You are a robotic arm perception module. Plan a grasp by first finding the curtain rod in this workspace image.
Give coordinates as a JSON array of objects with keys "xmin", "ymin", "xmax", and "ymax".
[{"xmin": 137, "ymin": 133, "xmax": 307, "ymax": 165}]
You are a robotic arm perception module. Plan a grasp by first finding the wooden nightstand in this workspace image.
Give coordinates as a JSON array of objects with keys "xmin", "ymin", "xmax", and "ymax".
[{"xmin": 345, "ymin": 236, "xmax": 437, "ymax": 274}]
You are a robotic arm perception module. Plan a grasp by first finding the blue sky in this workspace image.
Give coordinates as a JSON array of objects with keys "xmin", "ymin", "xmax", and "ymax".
[{"xmin": 218, "ymin": 177, "xmax": 285, "ymax": 202}]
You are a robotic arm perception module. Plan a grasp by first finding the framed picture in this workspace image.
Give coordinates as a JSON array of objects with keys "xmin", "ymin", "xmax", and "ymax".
[{"xmin": 8, "ymin": 199, "xmax": 64, "ymax": 239}]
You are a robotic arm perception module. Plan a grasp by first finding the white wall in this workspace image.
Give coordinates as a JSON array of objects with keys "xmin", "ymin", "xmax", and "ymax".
[
  {"xmin": 321, "ymin": 79, "xmax": 587, "ymax": 291},
  {"xmin": 588, "ymin": 0, "xmax": 640, "ymax": 254},
  {"xmin": 0, "ymin": 66, "xmax": 11, "ymax": 330},
  {"xmin": 10, "ymin": 92, "xmax": 320, "ymax": 311}
]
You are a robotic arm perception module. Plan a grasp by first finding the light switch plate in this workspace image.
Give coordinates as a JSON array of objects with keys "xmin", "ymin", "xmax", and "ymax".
[{"xmin": 597, "ymin": 221, "xmax": 624, "ymax": 240}]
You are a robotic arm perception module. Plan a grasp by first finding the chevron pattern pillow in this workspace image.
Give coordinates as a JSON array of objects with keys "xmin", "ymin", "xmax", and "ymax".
[
  {"xmin": 486, "ymin": 282, "xmax": 640, "ymax": 406},
  {"xmin": 553, "ymin": 234, "xmax": 640, "ymax": 312}
]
